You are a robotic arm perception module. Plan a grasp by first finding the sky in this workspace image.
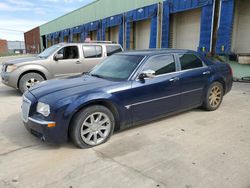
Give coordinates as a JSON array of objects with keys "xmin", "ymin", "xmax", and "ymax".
[{"xmin": 0, "ymin": 0, "xmax": 94, "ymax": 41}]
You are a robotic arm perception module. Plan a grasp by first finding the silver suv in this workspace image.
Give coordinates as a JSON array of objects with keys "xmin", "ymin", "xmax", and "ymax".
[{"xmin": 1, "ymin": 42, "xmax": 123, "ymax": 93}]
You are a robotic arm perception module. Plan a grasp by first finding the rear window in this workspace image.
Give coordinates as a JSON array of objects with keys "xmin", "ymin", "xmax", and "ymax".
[
  {"xmin": 179, "ymin": 54, "xmax": 203, "ymax": 70},
  {"xmin": 106, "ymin": 45, "xmax": 122, "ymax": 56},
  {"xmin": 83, "ymin": 45, "xmax": 102, "ymax": 58}
]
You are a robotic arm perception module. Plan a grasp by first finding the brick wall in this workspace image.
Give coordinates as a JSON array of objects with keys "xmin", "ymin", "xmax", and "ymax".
[
  {"xmin": 0, "ymin": 39, "xmax": 8, "ymax": 54},
  {"xmin": 24, "ymin": 27, "xmax": 41, "ymax": 54}
]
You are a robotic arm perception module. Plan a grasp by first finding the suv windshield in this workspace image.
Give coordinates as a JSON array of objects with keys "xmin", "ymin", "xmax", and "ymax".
[
  {"xmin": 38, "ymin": 45, "xmax": 62, "ymax": 58},
  {"xmin": 90, "ymin": 54, "xmax": 145, "ymax": 81}
]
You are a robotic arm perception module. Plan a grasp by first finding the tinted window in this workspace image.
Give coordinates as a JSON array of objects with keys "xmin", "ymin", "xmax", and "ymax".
[
  {"xmin": 83, "ymin": 46, "xmax": 102, "ymax": 58},
  {"xmin": 143, "ymin": 55, "xmax": 176, "ymax": 75},
  {"xmin": 57, "ymin": 46, "xmax": 79, "ymax": 59},
  {"xmin": 106, "ymin": 45, "xmax": 122, "ymax": 56},
  {"xmin": 90, "ymin": 55, "xmax": 144, "ymax": 80},
  {"xmin": 179, "ymin": 54, "xmax": 203, "ymax": 70}
]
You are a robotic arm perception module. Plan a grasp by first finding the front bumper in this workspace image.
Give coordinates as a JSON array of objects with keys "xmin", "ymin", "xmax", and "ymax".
[
  {"xmin": 23, "ymin": 117, "xmax": 66, "ymax": 144},
  {"xmin": 1, "ymin": 71, "xmax": 17, "ymax": 89}
]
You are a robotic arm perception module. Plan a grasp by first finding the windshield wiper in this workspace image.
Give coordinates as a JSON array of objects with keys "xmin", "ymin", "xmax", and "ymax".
[{"xmin": 90, "ymin": 74, "xmax": 105, "ymax": 79}]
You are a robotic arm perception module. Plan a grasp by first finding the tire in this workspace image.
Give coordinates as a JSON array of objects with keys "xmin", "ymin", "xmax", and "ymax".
[
  {"xmin": 69, "ymin": 105, "xmax": 115, "ymax": 148},
  {"xmin": 203, "ymin": 82, "xmax": 224, "ymax": 111},
  {"xmin": 19, "ymin": 73, "xmax": 45, "ymax": 94}
]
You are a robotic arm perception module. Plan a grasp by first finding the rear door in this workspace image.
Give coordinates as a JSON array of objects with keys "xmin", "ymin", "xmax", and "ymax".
[
  {"xmin": 82, "ymin": 45, "xmax": 103, "ymax": 72},
  {"xmin": 177, "ymin": 53, "xmax": 211, "ymax": 109}
]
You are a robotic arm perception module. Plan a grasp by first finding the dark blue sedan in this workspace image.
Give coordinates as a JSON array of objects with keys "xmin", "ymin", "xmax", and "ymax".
[{"xmin": 22, "ymin": 49, "xmax": 233, "ymax": 148}]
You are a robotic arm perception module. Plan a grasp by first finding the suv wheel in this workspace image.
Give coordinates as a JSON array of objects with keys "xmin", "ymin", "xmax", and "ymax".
[
  {"xmin": 203, "ymin": 82, "xmax": 224, "ymax": 111},
  {"xmin": 19, "ymin": 73, "xmax": 45, "ymax": 93},
  {"xmin": 70, "ymin": 105, "xmax": 115, "ymax": 148}
]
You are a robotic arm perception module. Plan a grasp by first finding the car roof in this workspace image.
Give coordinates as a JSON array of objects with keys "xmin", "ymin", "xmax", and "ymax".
[{"xmin": 117, "ymin": 48, "xmax": 199, "ymax": 56}]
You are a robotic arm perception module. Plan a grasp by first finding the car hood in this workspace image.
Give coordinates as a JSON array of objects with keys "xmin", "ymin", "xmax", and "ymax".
[
  {"xmin": 4, "ymin": 56, "xmax": 42, "ymax": 65},
  {"xmin": 28, "ymin": 75, "xmax": 114, "ymax": 99}
]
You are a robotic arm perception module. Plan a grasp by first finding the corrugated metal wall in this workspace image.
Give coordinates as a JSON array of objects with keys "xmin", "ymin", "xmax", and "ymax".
[{"xmin": 40, "ymin": 0, "xmax": 163, "ymax": 36}]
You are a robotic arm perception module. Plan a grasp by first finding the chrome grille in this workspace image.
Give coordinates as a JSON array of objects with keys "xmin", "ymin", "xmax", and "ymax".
[
  {"xmin": 1, "ymin": 65, "xmax": 6, "ymax": 72},
  {"xmin": 22, "ymin": 95, "xmax": 31, "ymax": 123}
]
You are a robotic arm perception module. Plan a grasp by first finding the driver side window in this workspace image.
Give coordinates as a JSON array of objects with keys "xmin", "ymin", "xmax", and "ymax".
[
  {"xmin": 143, "ymin": 55, "xmax": 176, "ymax": 76},
  {"xmin": 57, "ymin": 46, "xmax": 79, "ymax": 60}
]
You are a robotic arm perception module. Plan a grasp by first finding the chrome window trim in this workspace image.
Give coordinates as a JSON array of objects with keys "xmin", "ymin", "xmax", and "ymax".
[
  {"xmin": 125, "ymin": 87, "xmax": 203, "ymax": 109},
  {"xmin": 128, "ymin": 56, "xmax": 148, "ymax": 81},
  {"xmin": 28, "ymin": 117, "xmax": 55, "ymax": 125}
]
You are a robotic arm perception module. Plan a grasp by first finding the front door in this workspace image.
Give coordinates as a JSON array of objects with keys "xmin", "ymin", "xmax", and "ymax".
[
  {"xmin": 129, "ymin": 54, "xmax": 181, "ymax": 123},
  {"xmin": 52, "ymin": 45, "xmax": 82, "ymax": 77},
  {"xmin": 178, "ymin": 53, "xmax": 211, "ymax": 109}
]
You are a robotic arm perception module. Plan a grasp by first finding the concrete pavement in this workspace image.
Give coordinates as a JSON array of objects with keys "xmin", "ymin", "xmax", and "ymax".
[{"xmin": 0, "ymin": 80, "xmax": 250, "ymax": 188}]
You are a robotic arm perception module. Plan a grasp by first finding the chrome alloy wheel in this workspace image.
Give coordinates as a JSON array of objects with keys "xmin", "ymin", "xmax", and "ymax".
[
  {"xmin": 26, "ymin": 78, "xmax": 40, "ymax": 89},
  {"xmin": 80, "ymin": 112, "xmax": 111, "ymax": 146},
  {"xmin": 209, "ymin": 86, "xmax": 222, "ymax": 108}
]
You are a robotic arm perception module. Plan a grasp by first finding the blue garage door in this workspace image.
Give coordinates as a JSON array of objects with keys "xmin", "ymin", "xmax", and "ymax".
[
  {"xmin": 84, "ymin": 21, "xmax": 102, "ymax": 41},
  {"xmin": 215, "ymin": 0, "xmax": 234, "ymax": 54},
  {"xmin": 102, "ymin": 14, "xmax": 124, "ymax": 46},
  {"xmin": 162, "ymin": 0, "xmax": 214, "ymax": 54},
  {"xmin": 125, "ymin": 4, "xmax": 158, "ymax": 50}
]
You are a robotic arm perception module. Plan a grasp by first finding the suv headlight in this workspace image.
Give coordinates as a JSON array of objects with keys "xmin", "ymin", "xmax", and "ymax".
[
  {"xmin": 6, "ymin": 65, "xmax": 17, "ymax": 73},
  {"xmin": 37, "ymin": 102, "xmax": 50, "ymax": 117}
]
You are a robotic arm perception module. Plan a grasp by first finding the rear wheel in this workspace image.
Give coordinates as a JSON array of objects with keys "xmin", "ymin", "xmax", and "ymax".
[
  {"xmin": 69, "ymin": 105, "xmax": 115, "ymax": 148},
  {"xmin": 19, "ymin": 73, "xmax": 45, "ymax": 93},
  {"xmin": 203, "ymin": 82, "xmax": 224, "ymax": 111}
]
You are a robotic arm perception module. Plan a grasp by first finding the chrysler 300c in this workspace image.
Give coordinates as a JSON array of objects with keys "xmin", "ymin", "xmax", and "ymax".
[{"xmin": 22, "ymin": 49, "xmax": 233, "ymax": 148}]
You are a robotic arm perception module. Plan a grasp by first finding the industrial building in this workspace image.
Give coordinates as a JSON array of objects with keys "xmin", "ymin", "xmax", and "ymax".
[{"xmin": 25, "ymin": 0, "xmax": 250, "ymax": 59}]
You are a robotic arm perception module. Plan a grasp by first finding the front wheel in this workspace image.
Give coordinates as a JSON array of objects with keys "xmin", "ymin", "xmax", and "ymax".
[
  {"xmin": 19, "ymin": 73, "xmax": 45, "ymax": 93},
  {"xmin": 203, "ymin": 82, "xmax": 224, "ymax": 111},
  {"xmin": 69, "ymin": 105, "xmax": 115, "ymax": 148}
]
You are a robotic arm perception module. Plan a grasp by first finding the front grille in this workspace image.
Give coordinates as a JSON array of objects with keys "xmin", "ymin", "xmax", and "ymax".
[
  {"xmin": 1, "ymin": 65, "xmax": 6, "ymax": 72},
  {"xmin": 22, "ymin": 96, "xmax": 31, "ymax": 123}
]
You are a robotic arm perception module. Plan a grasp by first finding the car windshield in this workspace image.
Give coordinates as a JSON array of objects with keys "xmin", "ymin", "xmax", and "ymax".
[
  {"xmin": 38, "ymin": 45, "xmax": 61, "ymax": 58},
  {"xmin": 90, "ymin": 54, "xmax": 145, "ymax": 81}
]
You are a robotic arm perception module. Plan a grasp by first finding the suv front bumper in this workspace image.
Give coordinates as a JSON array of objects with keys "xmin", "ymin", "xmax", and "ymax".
[{"xmin": 1, "ymin": 71, "xmax": 18, "ymax": 89}]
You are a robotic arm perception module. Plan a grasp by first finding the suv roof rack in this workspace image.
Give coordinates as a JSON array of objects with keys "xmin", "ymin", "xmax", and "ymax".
[{"xmin": 84, "ymin": 41, "xmax": 117, "ymax": 44}]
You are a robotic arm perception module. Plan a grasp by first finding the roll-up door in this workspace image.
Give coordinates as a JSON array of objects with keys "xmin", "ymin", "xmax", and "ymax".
[
  {"xmin": 110, "ymin": 26, "xmax": 119, "ymax": 43},
  {"xmin": 171, "ymin": 8, "xmax": 201, "ymax": 51},
  {"xmin": 135, "ymin": 19, "xmax": 151, "ymax": 50},
  {"xmin": 90, "ymin": 31, "xmax": 97, "ymax": 41},
  {"xmin": 232, "ymin": 0, "xmax": 250, "ymax": 55}
]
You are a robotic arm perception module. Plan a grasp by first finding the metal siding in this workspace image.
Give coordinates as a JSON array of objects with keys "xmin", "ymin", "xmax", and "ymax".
[
  {"xmin": 215, "ymin": 0, "xmax": 234, "ymax": 54},
  {"xmin": 40, "ymin": 0, "xmax": 162, "ymax": 36}
]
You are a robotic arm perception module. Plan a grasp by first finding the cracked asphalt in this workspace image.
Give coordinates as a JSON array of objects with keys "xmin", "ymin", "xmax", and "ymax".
[{"xmin": 0, "ymin": 66, "xmax": 250, "ymax": 187}]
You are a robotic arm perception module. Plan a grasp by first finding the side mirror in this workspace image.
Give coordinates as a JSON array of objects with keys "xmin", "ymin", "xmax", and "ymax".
[
  {"xmin": 54, "ymin": 54, "xmax": 63, "ymax": 61},
  {"xmin": 138, "ymin": 70, "xmax": 156, "ymax": 80}
]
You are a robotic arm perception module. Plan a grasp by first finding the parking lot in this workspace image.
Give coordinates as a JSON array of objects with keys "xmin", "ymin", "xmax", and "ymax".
[{"xmin": 0, "ymin": 74, "xmax": 249, "ymax": 188}]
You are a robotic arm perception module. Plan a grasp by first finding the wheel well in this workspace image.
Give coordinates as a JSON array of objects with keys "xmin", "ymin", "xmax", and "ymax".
[
  {"xmin": 213, "ymin": 80, "xmax": 226, "ymax": 94},
  {"xmin": 17, "ymin": 70, "xmax": 47, "ymax": 88},
  {"xmin": 68, "ymin": 101, "xmax": 120, "ymax": 138}
]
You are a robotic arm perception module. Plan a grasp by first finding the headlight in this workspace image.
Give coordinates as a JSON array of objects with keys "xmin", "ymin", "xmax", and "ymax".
[
  {"xmin": 37, "ymin": 102, "xmax": 50, "ymax": 117},
  {"xmin": 6, "ymin": 65, "xmax": 17, "ymax": 73}
]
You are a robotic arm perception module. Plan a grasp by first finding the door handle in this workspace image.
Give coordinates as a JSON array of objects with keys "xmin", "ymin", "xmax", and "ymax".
[
  {"xmin": 75, "ymin": 61, "xmax": 81, "ymax": 64},
  {"xmin": 203, "ymin": 71, "xmax": 211, "ymax": 75},
  {"xmin": 169, "ymin": 77, "xmax": 180, "ymax": 82}
]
